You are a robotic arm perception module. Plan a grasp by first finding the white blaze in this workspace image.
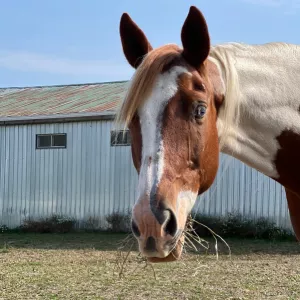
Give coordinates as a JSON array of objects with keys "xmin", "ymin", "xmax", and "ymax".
[{"xmin": 136, "ymin": 66, "xmax": 189, "ymax": 201}]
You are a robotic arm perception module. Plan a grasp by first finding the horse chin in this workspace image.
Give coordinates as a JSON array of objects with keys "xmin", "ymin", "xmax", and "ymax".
[{"xmin": 146, "ymin": 236, "xmax": 184, "ymax": 263}]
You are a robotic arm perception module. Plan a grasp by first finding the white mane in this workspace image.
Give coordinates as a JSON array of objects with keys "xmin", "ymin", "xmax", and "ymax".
[{"xmin": 209, "ymin": 42, "xmax": 245, "ymax": 151}]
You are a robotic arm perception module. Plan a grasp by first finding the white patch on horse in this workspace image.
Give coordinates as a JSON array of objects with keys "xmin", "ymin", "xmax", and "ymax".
[
  {"xmin": 136, "ymin": 66, "xmax": 189, "ymax": 200},
  {"xmin": 176, "ymin": 190, "xmax": 198, "ymax": 216},
  {"xmin": 212, "ymin": 42, "xmax": 300, "ymax": 178}
]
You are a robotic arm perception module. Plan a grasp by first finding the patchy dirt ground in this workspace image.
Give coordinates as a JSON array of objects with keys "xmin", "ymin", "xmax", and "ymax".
[{"xmin": 0, "ymin": 233, "xmax": 299, "ymax": 300}]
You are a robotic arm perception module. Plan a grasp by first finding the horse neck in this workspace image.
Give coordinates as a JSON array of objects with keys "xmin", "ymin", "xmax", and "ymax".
[{"xmin": 215, "ymin": 42, "xmax": 300, "ymax": 179}]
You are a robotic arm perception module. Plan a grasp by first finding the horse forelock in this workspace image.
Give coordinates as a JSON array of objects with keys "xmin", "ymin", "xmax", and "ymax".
[{"xmin": 115, "ymin": 44, "xmax": 183, "ymax": 128}]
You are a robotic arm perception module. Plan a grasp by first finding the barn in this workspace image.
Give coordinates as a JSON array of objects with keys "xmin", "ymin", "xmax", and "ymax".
[{"xmin": 0, "ymin": 81, "xmax": 292, "ymax": 230}]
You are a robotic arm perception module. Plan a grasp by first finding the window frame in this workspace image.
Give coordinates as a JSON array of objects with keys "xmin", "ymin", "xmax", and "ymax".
[
  {"xmin": 36, "ymin": 133, "xmax": 67, "ymax": 149},
  {"xmin": 110, "ymin": 130, "xmax": 131, "ymax": 146}
]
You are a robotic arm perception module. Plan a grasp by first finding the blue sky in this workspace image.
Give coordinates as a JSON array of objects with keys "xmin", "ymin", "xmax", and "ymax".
[{"xmin": 1, "ymin": 0, "xmax": 300, "ymax": 88}]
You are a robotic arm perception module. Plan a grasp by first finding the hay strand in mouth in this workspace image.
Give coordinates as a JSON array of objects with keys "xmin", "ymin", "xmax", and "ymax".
[
  {"xmin": 114, "ymin": 233, "xmax": 136, "ymax": 278},
  {"xmin": 191, "ymin": 219, "xmax": 231, "ymax": 258},
  {"xmin": 184, "ymin": 231, "xmax": 210, "ymax": 251},
  {"xmin": 116, "ymin": 233, "xmax": 135, "ymax": 249},
  {"xmin": 118, "ymin": 243, "xmax": 134, "ymax": 279},
  {"xmin": 183, "ymin": 234, "xmax": 201, "ymax": 252},
  {"xmin": 183, "ymin": 215, "xmax": 231, "ymax": 260},
  {"xmin": 114, "ymin": 233, "xmax": 158, "ymax": 280}
]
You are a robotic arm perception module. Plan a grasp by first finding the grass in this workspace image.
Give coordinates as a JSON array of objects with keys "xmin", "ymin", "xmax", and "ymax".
[{"xmin": 0, "ymin": 233, "xmax": 300, "ymax": 299}]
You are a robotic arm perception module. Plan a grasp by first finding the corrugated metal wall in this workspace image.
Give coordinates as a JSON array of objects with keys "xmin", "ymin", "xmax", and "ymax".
[
  {"xmin": 193, "ymin": 154, "xmax": 291, "ymax": 230},
  {"xmin": 0, "ymin": 120, "xmax": 292, "ymax": 230},
  {"xmin": 0, "ymin": 120, "xmax": 138, "ymax": 228}
]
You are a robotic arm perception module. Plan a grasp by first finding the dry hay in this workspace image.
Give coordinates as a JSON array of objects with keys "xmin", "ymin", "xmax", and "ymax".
[
  {"xmin": 113, "ymin": 233, "xmax": 157, "ymax": 279},
  {"xmin": 114, "ymin": 215, "xmax": 231, "ymax": 279}
]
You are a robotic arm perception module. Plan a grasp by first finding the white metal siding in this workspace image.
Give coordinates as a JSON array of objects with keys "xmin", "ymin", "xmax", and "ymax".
[
  {"xmin": 0, "ymin": 121, "xmax": 137, "ymax": 228},
  {"xmin": 193, "ymin": 155, "xmax": 291, "ymax": 230},
  {"xmin": 0, "ymin": 120, "xmax": 292, "ymax": 230}
]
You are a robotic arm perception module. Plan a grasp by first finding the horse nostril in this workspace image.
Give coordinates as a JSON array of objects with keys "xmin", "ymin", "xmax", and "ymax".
[
  {"xmin": 145, "ymin": 236, "xmax": 156, "ymax": 252},
  {"xmin": 163, "ymin": 209, "xmax": 177, "ymax": 237},
  {"xmin": 131, "ymin": 220, "xmax": 140, "ymax": 237}
]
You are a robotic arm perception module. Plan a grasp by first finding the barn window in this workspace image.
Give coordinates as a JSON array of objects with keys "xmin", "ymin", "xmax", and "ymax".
[
  {"xmin": 111, "ymin": 130, "xmax": 131, "ymax": 146},
  {"xmin": 36, "ymin": 134, "xmax": 67, "ymax": 149}
]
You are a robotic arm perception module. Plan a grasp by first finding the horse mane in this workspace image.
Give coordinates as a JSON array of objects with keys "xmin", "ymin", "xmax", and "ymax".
[
  {"xmin": 209, "ymin": 43, "xmax": 243, "ymax": 150},
  {"xmin": 115, "ymin": 44, "xmax": 182, "ymax": 129}
]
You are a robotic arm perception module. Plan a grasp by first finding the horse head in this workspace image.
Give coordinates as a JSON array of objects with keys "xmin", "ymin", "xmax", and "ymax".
[{"xmin": 117, "ymin": 6, "xmax": 225, "ymax": 262}]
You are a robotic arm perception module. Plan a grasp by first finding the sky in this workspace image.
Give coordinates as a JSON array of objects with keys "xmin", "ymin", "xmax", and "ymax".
[{"xmin": 1, "ymin": 0, "xmax": 300, "ymax": 88}]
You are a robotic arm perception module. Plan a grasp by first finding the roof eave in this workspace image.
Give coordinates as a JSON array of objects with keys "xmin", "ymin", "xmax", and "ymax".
[{"xmin": 0, "ymin": 111, "xmax": 117, "ymax": 126}]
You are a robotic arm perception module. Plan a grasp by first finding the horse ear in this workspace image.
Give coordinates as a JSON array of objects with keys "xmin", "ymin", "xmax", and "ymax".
[
  {"xmin": 181, "ymin": 6, "xmax": 210, "ymax": 69},
  {"xmin": 120, "ymin": 13, "xmax": 153, "ymax": 69}
]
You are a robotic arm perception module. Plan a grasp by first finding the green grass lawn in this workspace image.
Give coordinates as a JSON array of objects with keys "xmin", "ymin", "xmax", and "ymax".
[{"xmin": 0, "ymin": 233, "xmax": 300, "ymax": 299}]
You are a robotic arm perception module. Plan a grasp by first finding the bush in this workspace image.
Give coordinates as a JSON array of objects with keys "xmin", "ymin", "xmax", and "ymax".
[
  {"xmin": 192, "ymin": 212, "xmax": 295, "ymax": 241},
  {"xmin": 105, "ymin": 210, "xmax": 131, "ymax": 233},
  {"xmin": 2, "ymin": 210, "xmax": 295, "ymax": 240},
  {"xmin": 0, "ymin": 225, "xmax": 8, "ymax": 234},
  {"xmin": 81, "ymin": 216, "xmax": 103, "ymax": 232},
  {"xmin": 19, "ymin": 215, "xmax": 76, "ymax": 233}
]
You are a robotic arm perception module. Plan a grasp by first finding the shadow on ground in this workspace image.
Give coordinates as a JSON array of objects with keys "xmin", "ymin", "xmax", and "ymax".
[{"xmin": 0, "ymin": 233, "xmax": 299, "ymax": 257}]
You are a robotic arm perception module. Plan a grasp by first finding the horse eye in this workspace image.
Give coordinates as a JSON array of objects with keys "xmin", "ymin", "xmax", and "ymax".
[{"xmin": 194, "ymin": 104, "xmax": 207, "ymax": 119}]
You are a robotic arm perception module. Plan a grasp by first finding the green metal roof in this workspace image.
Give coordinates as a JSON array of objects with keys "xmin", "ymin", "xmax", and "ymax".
[{"xmin": 0, "ymin": 81, "xmax": 129, "ymax": 118}]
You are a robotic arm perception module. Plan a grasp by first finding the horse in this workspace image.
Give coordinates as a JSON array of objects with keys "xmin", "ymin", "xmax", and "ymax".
[{"xmin": 116, "ymin": 5, "xmax": 300, "ymax": 263}]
